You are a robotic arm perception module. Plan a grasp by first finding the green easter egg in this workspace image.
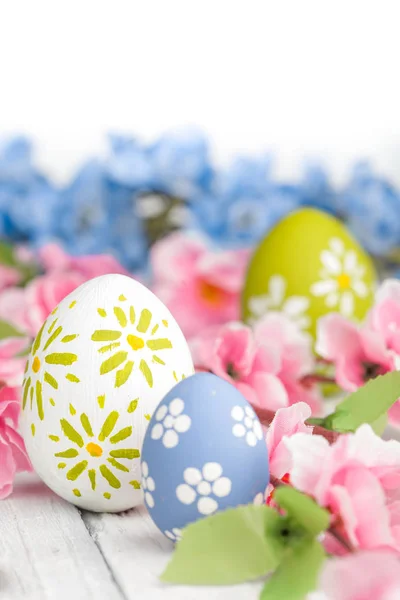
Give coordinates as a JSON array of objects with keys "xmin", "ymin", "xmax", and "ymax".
[{"xmin": 242, "ymin": 208, "xmax": 377, "ymax": 338}]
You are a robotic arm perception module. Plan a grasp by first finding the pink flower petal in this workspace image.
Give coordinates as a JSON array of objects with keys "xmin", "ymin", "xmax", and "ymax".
[
  {"xmin": 329, "ymin": 466, "xmax": 394, "ymax": 549},
  {"xmin": 0, "ymin": 265, "xmax": 21, "ymax": 290},
  {"xmin": 2, "ymin": 425, "xmax": 32, "ymax": 472},
  {"xmin": 0, "ymin": 438, "xmax": 16, "ymax": 499},
  {"xmin": 254, "ymin": 312, "xmax": 314, "ymax": 378},
  {"xmin": 319, "ymin": 550, "xmax": 400, "ymax": 600},
  {"xmin": 0, "ymin": 337, "xmax": 29, "ymax": 359},
  {"xmin": 214, "ymin": 323, "xmax": 256, "ymax": 378},
  {"xmin": 266, "ymin": 402, "xmax": 312, "ymax": 478},
  {"xmin": 316, "ymin": 314, "xmax": 361, "ymax": 362},
  {"xmin": 284, "ymin": 433, "xmax": 330, "ymax": 500},
  {"xmin": 151, "ymin": 231, "xmax": 206, "ymax": 283},
  {"xmin": 248, "ymin": 371, "xmax": 289, "ymax": 411}
]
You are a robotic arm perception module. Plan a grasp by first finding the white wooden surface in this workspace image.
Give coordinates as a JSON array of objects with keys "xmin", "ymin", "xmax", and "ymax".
[
  {"xmin": 0, "ymin": 474, "xmax": 262, "ymax": 600},
  {"xmin": 4, "ymin": 426, "xmax": 399, "ymax": 599}
]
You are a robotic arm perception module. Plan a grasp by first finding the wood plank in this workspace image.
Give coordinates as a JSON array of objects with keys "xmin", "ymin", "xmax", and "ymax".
[
  {"xmin": 83, "ymin": 506, "xmax": 263, "ymax": 600},
  {"xmin": 0, "ymin": 474, "xmax": 123, "ymax": 600}
]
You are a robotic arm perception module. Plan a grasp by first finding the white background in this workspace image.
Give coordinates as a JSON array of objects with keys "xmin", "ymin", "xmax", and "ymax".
[{"xmin": 0, "ymin": 0, "xmax": 400, "ymax": 184}]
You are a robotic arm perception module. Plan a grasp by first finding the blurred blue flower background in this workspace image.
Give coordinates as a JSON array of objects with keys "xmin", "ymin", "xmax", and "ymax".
[{"xmin": 1, "ymin": 131, "xmax": 399, "ymax": 272}]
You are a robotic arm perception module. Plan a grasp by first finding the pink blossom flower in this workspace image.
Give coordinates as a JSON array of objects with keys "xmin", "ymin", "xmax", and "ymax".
[
  {"xmin": 0, "ymin": 244, "xmax": 132, "ymax": 337},
  {"xmin": 0, "ymin": 337, "xmax": 30, "ymax": 387},
  {"xmin": 0, "ymin": 385, "xmax": 32, "ymax": 499},
  {"xmin": 319, "ymin": 551, "xmax": 400, "ymax": 600},
  {"xmin": 285, "ymin": 424, "xmax": 400, "ymax": 553},
  {"xmin": 316, "ymin": 313, "xmax": 395, "ymax": 392},
  {"xmin": 1, "ymin": 271, "xmax": 86, "ymax": 337},
  {"xmin": 266, "ymin": 402, "xmax": 312, "ymax": 478},
  {"xmin": 151, "ymin": 232, "xmax": 250, "ymax": 339},
  {"xmin": 370, "ymin": 279, "xmax": 400, "ymax": 355},
  {"xmin": 191, "ymin": 322, "xmax": 289, "ymax": 411},
  {"xmin": 0, "ymin": 264, "xmax": 21, "ymax": 291},
  {"xmin": 38, "ymin": 243, "xmax": 129, "ymax": 279},
  {"xmin": 0, "ymin": 287, "xmax": 35, "ymax": 336},
  {"xmin": 255, "ymin": 313, "xmax": 323, "ymax": 414}
]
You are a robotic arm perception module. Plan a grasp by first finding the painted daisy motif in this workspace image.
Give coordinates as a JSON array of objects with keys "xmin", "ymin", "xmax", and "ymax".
[
  {"xmin": 176, "ymin": 462, "xmax": 232, "ymax": 516},
  {"xmin": 164, "ymin": 528, "xmax": 182, "ymax": 542},
  {"xmin": 150, "ymin": 398, "xmax": 191, "ymax": 448},
  {"xmin": 22, "ymin": 305, "xmax": 79, "ymax": 422},
  {"xmin": 142, "ymin": 461, "xmax": 156, "ymax": 508},
  {"xmin": 231, "ymin": 405, "xmax": 263, "ymax": 447},
  {"xmin": 91, "ymin": 295, "xmax": 173, "ymax": 389},
  {"xmin": 310, "ymin": 237, "xmax": 368, "ymax": 317},
  {"xmin": 51, "ymin": 407, "xmax": 140, "ymax": 500},
  {"xmin": 248, "ymin": 275, "xmax": 310, "ymax": 330},
  {"xmin": 253, "ymin": 492, "xmax": 265, "ymax": 505}
]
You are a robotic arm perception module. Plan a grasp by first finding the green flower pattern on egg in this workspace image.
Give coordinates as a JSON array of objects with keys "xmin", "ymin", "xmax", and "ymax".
[
  {"xmin": 51, "ymin": 399, "xmax": 141, "ymax": 501},
  {"xmin": 19, "ymin": 274, "xmax": 195, "ymax": 512},
  {"xmin": 242, "ymin": 208, "xmax": 377, "ymax": 337}
]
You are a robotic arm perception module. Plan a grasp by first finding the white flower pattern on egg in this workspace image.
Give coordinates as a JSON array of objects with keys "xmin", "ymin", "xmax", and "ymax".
[
  {"xmin": 310, "ymin": 237, "xmax": 368, "ymax": 317},
  {"xmin": 164, "ymin": 528, "xmax": 182, "ymax": 542},
  {"xmin": 248, "ymin": 275, "xmax": 311, "ymax": 330},
  {"xmin": 142, "ymin": 461, "xmax": 156, "ymax": 508},
  {"xmin": 253, "ymin": 492, "xmax": 265, "ymax": 505},
  {"xmin": 253, "ymin": 484, "xmax": 269, "ymax": 505},
  {"xmin": 231, "ymin": 405, "xmax": 263, "ymax": 447},
  {"xmin": 150, "ymin": 398, "xmax": 191, "ymax": 448},
  {"xmin": 176, "ymin": 463, "xmax": 232, "ymax": 515}
]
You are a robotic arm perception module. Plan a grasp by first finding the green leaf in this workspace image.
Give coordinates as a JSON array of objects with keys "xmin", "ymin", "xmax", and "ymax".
[
  {"xmin": 370, "ymin": 412, "xmax": 388, "ymax": 436},
  {"xmin": 274, "ymin": 487, "xmax": 330, "ymax": 536},
  {"xmin": 260, "ymin": 539, "xmax": 325, "ymax": 600},
  {"xmin": 323, "ymin": 371, "xmax": 400, "ymax": 433},
  {"xmin": 161, "ymin": 505, "xmax": 289, "ymax": 585},
  {"xmin": 0, "ymin": 241, "xmax": 18, "ymax": 267},
  {"xmin": 0, "ymin": 319, "xmax": 25, "ymax": 340}
]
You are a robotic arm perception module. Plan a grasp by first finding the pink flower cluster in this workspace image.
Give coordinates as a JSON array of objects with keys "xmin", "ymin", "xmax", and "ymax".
[
  {"xmin": 318, "ymin": 551, "xmax": 400, "ymax": 600},
  {"xmin": 191, "ymin": 315, "xmax": 322, "ymax": 414},
  {"xmin": 0, "ymin": 385, "xmax": 32, "ymax": 498},
  {"xmin": 317, "ymin": 279, "xmax": 400, "ymax": 425},
  {"xmin": 151, "ymin": 232, "xmax": 250, "ymax": 339},
  {"xmin": 0, "ymin": 243, "xmax": 130, "ymax": 338},
  {"xmin": 267, "ymin": 404, "xmax": 400, "ymax": 599}
]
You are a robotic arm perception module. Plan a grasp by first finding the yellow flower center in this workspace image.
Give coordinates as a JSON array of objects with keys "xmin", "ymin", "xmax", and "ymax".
[
  {"xmin": 198, "ymin": 280, "xmax": 227, "ymax": 307},
  {"xmin": 86, "ymin": 442, "xmax": 103, "ymax": 457},
  {"xmin": 127, "ymin": 334, "xmax": 145, "ymax": 351},
  {"xmin": 337, "ymin": 273, "xmax": 351, "ymax": 290},
  {"xmin": 32, "ymin": 356, "xmax": 41, "ymax": 373}
]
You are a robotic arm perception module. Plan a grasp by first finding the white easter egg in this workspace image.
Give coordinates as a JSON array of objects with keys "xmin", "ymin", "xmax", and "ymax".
[{"xmin": 20, "ymin": 274, "xmax": 194, "ymax": 512}]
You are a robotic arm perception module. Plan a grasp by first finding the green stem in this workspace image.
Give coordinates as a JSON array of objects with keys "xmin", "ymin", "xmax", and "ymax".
[{"xmin": 254, "ymin": 407, "xmax": 340, "ymax": 444}]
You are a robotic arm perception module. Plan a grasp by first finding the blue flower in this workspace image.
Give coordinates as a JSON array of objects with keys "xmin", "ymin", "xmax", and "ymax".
[
  {"xmin": 339, "ymin": 162, "xmax": 400, "ymax": 256},
  {"xmin": 189, "ymin": 155, "xmax": 302, "ymax": 247},
  {"xmin": 300, "ymin": 163, "xmax": 337, "ymax": 214},
  {"xmin": 105, "ymin": 135, "xmax": 153, "ymax": 189},
  {"xmin": 54, "ymin": 159, "xmax": 148, "ymax": 271},
  {"xmin": 53, "ymin": 160, "xmax": 110, "ymax": 254},
  {"xmin": 149, "ymin": 129, "xmax": 213, "ymax": 197},
  {"xmin": 0, "ymin": 136, "xmax": 57, "ymax": 241},
  {"xmin": 0, "ymin": 136, "xmax": 37, "ymax": 184}
]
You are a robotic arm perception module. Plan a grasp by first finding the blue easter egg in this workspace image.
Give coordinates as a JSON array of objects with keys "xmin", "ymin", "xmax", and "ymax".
[{"xmin": 141, "ymin": 372, "xmax": 269, "ymax": 541}]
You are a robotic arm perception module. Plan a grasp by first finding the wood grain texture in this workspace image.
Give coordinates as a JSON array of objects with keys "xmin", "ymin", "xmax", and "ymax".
[
  {"xmin": 83, "ymin": 506, "xmax": 262, "ymax": 599},
  {"xmin": 1, "ymin": 474, "xmax": 262, "ymax": 599},
  {"xmin": 0, "ymin": 474, "xmax": 122, "ymax": 600}
]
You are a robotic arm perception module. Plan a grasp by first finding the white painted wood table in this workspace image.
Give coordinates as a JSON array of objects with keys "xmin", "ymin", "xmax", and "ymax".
[{"xmin": 0, "ymin": 473, "xmax": 262, "ymax": 600}]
